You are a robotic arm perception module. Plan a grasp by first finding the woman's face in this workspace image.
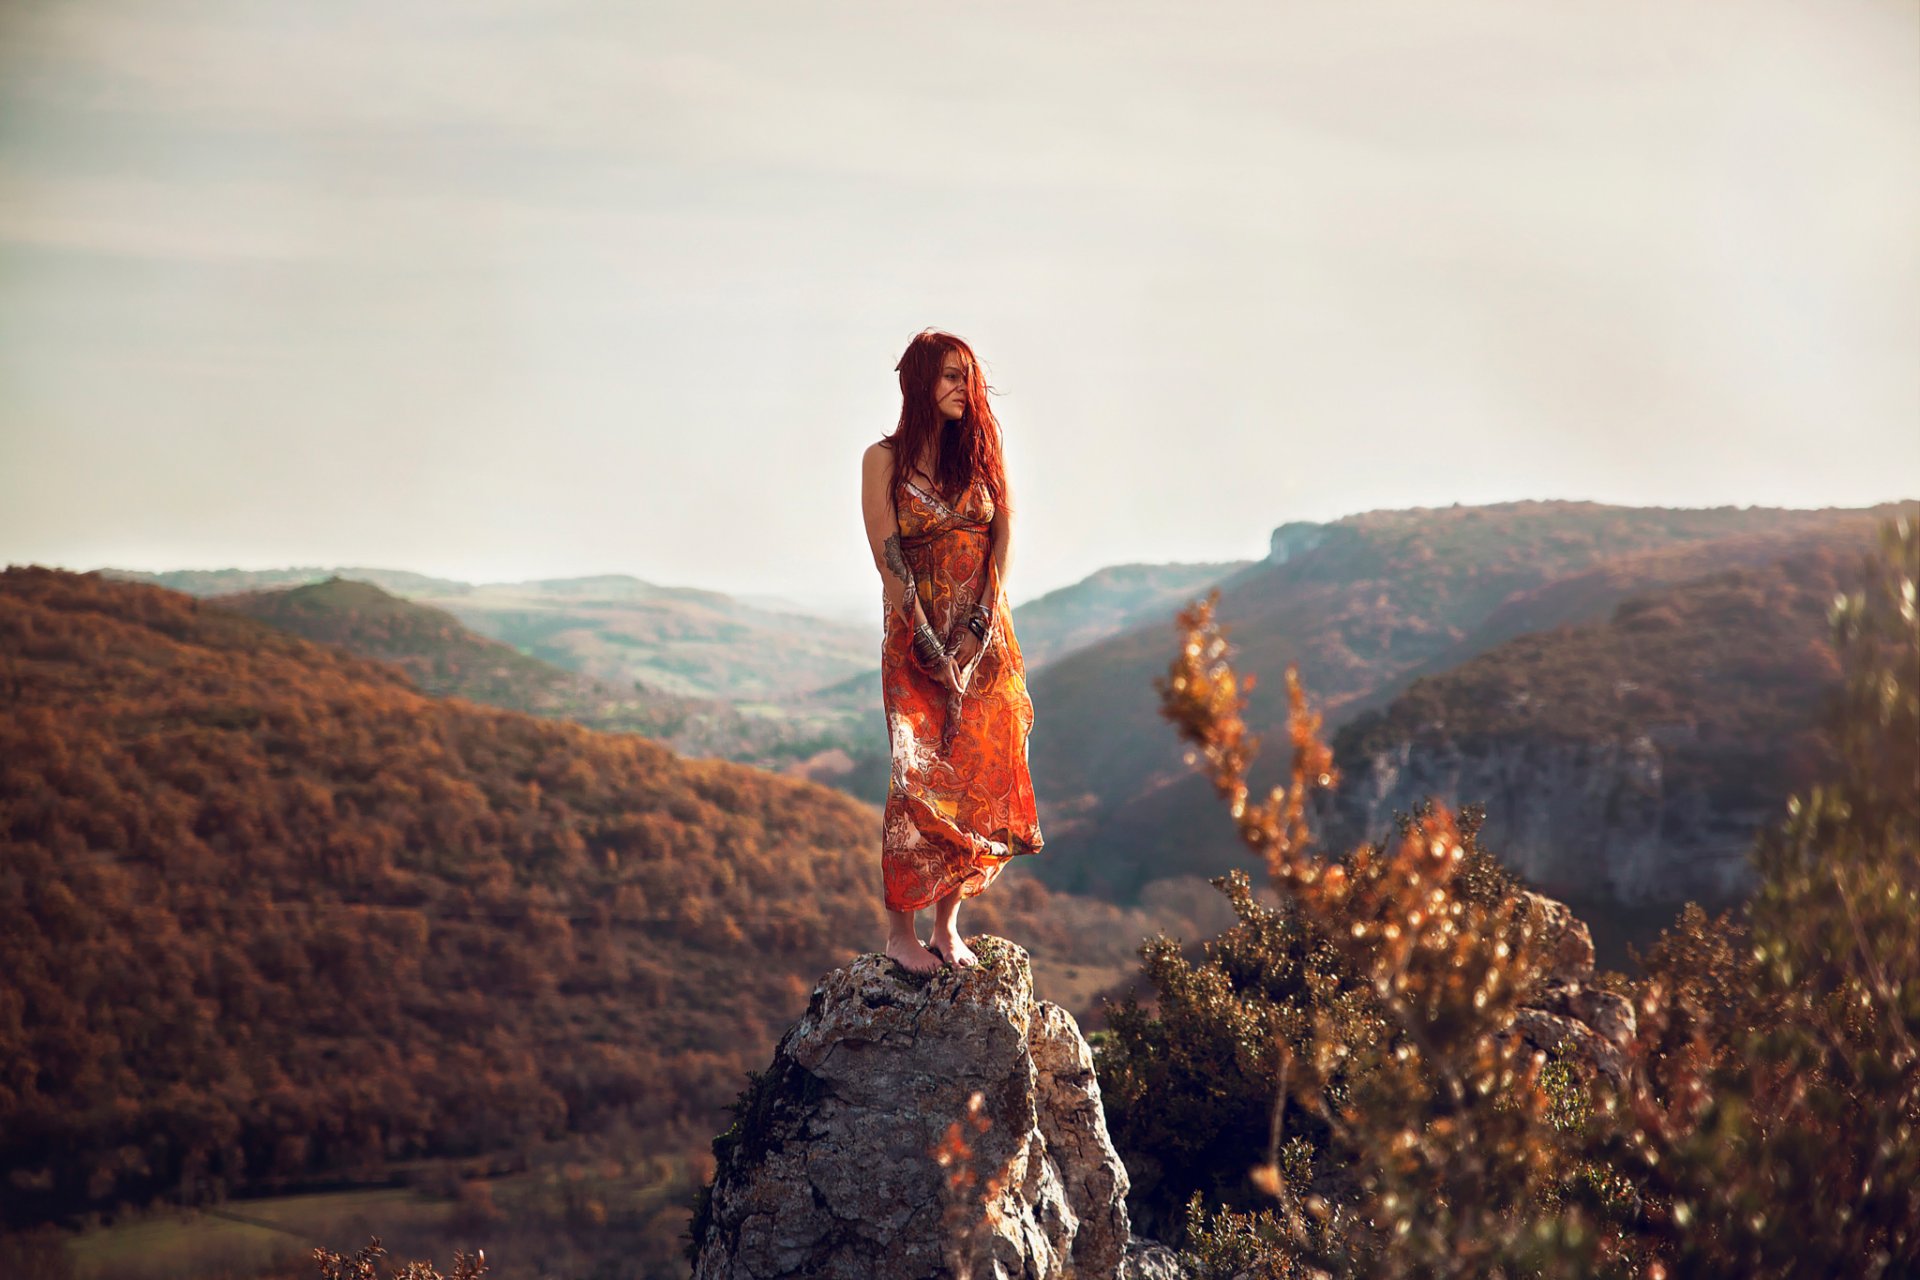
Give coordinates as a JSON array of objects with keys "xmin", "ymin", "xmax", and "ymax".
[{"xmin": 934, "ymin": 350, "xmax": 968, "ymax": 422}]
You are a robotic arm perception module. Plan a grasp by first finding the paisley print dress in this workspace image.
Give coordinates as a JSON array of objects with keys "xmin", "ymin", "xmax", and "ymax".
[{"xmin": 881, "ymin": 472, "xmax": 1043, "ymax": 912}]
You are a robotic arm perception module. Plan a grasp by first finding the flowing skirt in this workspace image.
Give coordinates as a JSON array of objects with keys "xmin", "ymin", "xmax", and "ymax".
[{"xmin": 879, "ymin": 479, "xmax": 1043, "ymax": 912}]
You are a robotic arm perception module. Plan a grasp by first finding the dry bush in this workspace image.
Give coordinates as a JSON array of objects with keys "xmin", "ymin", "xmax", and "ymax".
[
  {"xmin": 1613, "ymin": 516, "xmax": 1919, "ymax": 1277},
  {"xmin": 1128, "ymin": 515, "xmax": 1918, "ymax": 1278},
  {"xmin": 311, "ymin": 1237, "xmax": 484, "ymax": 1280}
]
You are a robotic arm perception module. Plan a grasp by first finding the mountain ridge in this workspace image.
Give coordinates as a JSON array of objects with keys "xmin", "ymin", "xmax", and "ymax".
[{"xmin": 1023, "ymin": 500, "xmax": 1916, "ymax": 912}]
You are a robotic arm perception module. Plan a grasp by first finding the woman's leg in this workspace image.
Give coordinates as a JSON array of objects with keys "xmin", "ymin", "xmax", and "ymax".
[
  {"xmin": 884, "ymin": 905, "xmax": 943, "ymax": 973},
  {"xmin": 928, "ymin": 887, "xmax": 979, "ymax": 966}
]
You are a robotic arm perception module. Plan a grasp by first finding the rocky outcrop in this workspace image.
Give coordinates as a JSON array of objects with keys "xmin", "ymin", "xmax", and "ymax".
[
  {"xmin": 686, "ymin": 906, "xmax": 1633, "ymax": 1279},
  {"xmin": 1502, "ymin": 892, "xmax": 1639, "ymax": 1088},
  {"xmin": 689, "ymin": 936, "xmax": 1133, "ymax": 1280},
  {"xmin": 1267, "ymin": 521, "xmax": 1330, "ymax": 565},
  {"xmin": 1120, "ymin": 1236, "xmax": 1190, "ymax": 1278},
  {"xmin": 1334, "ymin": 736, "xmax": 1764, "ymax": 905}
]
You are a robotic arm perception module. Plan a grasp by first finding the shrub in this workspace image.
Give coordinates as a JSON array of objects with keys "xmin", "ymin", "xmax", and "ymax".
[
  {"xmin": 1135, "ymin": 515, "xmax": 1918, "ymax": 1278},
  {"xmin": 312, "ymin": 1237, "xmax": 485, "ymax": 1280}
]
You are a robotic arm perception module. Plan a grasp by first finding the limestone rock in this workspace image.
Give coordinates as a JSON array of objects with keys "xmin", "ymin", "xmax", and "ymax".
[
  {"xmin": 1520, "ymin": 890, "xmax": 1595, "ymax": 983},
  {"xmin": 1501, "ymin": 893, "xmax": 1638, "ymax": 1088},
  {"xmin": 1505, "ymin": 1006, "xmax": 1628, "ymax": 1087},
  {"xmin": 1335, "ymin": 737, "xmax": 1763, "ymax": 905},
  {"xmin": 690, "ymin": 936, "xmax": 1132, "ymax": 1280},
  {"xmin": 1268, "ymin": 521, "xmax": 1331, "ymax": 565},
  {"xmin": 1120, "ymin": 1235, "xmax": 1190, "ymax": 1279},
  {"xmin": 1569, "ymin": 985, "xmax": 1637, "ymax": 1053}
]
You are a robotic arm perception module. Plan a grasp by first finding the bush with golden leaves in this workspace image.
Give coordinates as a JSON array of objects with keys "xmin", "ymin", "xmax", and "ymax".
[
  {"xmin": 312, "ymin": 1237, "xmax": 485, "ymax": 1280},
  {"xmin": 1130, "ymin": 515, "xmax": 1917, "ymax": 1278},
  {"xmin": 1148, "ymin": 597, "xmax": 1610, "ymax": 1276},
  {"xmin": 1095, "ymin": 862, "xmax": 1378, "ymax": 1249},
  {"xmin": 1615, "ymin": 516, "xmax": 1918, "ymax": 1277}
]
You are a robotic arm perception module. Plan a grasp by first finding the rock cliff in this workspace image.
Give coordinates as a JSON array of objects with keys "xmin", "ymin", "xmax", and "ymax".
[
  {"xmin": 1266, "ymin": 521, "xmax": 1331, "ymax": 564},
  {"xmin": 1324, "ymin": 545, "xmax": 1871, "ymax": 909},
  {"xmin": 1332, "ymin": 736, "xmax": 1765, "ymax": 906},
  {"xmin": 689, "ymin": 937, "xmax": 1135, "ymax": 1280}
]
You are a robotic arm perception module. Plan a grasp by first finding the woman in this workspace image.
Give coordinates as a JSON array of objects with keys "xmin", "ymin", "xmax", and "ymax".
[{"xmin": 860, "ymin": 329, "xmax": 1043, "ymax": 974}]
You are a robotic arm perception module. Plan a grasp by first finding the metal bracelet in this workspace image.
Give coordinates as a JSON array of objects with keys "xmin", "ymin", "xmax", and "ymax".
[{"xmin": 913, "ymin": 624, "xmax": 946, "ymax": 666}]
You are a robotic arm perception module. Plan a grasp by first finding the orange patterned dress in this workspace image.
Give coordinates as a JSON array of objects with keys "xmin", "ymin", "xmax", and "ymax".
[{"xmin": 881, "ymin": 471, "xmax": 1043, "ymax": 912}]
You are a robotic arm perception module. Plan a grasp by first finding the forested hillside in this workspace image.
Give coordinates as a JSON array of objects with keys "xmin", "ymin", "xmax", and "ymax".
[
  {"xmin": 208, "ymin": 576, "xmax": 861, "ymax": 773},
  {"xmin": 1025, "ymin": 500, "xmax": 1912, "ymax": 908},
  {"xmin": 1329, "ymin": 542, "xmax": 1858, "ymax": 913},
  {"xmin": 0, "ymin": 567, "xmax": 1153, "ymax": 1232},
  {"xmin": 1008, "ymin": 561, "xmax": 1250, "ymax": 669}
]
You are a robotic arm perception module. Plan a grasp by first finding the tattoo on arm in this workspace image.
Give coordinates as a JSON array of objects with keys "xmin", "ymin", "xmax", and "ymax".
[{"xmin": 883, "ymin": 534, "xmax": 917, "ymax": 617}]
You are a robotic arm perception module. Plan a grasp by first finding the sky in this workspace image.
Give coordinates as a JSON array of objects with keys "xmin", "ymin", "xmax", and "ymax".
[{"xmin": 2, "ymin": 0, "xmax": 1915, "ymax": 619}]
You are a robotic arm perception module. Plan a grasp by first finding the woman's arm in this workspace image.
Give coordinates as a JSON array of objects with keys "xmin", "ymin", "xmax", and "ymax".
[
  {"xmin": 986, "ymin": 466, "xmax": 1013, "ymax": 605},
  {"xmin": 862, "ymin": 442, "xmax": 924, "ymax": 625},
  {"xmin": 952, "ymin": 470, "xmax": 1013, "ymax": 672},
  {"xmin": 862, "ymin": 443, "xmax": 958, "ymax": 686}
]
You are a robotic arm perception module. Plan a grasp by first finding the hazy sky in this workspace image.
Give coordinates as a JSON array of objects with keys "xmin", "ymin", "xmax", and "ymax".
[{"xmin": 2, "ymin": 0, "xmax": 1915, "ymax": 617}]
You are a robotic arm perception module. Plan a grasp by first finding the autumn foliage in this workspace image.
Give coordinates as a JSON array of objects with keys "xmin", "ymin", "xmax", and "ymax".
[
  {"xmin": 312, "ymin": 1236, "xmax": 485, "ymax": 1280},
  {"xmin": 1106, "ymin": 516, "xmax": 1918, "ymax": 1277},
  {"xmin": 0, "ymin": 566, "xmax": 1137, "ymax": 1239}
]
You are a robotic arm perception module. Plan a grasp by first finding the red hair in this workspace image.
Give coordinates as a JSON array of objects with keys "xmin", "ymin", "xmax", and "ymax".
[{"xmin": 882, "ymin": 329, "xmax": 1007, "ymax": 508}]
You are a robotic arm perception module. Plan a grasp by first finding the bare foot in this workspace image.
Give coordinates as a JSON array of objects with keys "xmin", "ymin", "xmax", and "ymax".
[
  {"xmin": 929, "ymin": 931, "xmax": 978, "ymax": 968},
  {"xmin": 884, "ymin": 933, "xmax": 944, "ymax": 975}
]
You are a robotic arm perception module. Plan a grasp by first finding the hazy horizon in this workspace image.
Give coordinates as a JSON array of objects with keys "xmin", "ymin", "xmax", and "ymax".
[
  {"xmin": 4, "ymin": 0, "xmax": 1916, "ymax": 612},
  {"xmin": 22, "ymin": 490, "xmax": 1918, "ymax": 622}
]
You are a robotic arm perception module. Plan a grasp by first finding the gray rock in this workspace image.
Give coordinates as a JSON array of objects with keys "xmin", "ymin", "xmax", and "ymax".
[
  {"xmin": 1503, "ymin": 895, "xmax": 1639, "ymax": 1088},
  {"xmin": 1121, "ymin": 1234, "xmax": 1191, "ymax": 1279},
  {"xmin": 1269, "ymin": 522, "xmax": 1331, "ymax": 565},
  {"xmin": 691, "ymin": 936, "xmax": 1132, "ymax": 1279},
  {"xmin": 1568, "ymin": 985, "xmax": 1637, "ymax": 1053},
  {"xmin": 1337, "ymin": 738, "xmax": 1760, "ymax": 905},
  {"xmin": 1520, "ymin": 890, "xmax": 1595, "ymax": 983},
  {"xmin": 1501, "ymin": 1006, "xmax": 1629, "ymax": 1088}
]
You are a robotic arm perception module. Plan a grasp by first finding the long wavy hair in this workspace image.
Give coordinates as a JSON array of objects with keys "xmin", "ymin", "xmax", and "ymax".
[{"xmin": 881, "ymin": 329, "xmax": 1007, "ymax": 509}]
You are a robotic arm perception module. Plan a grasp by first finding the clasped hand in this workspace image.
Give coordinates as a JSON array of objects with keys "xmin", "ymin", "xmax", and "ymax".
[
  {"xmin": 936, "ymin": 629, "xmax": 983, "ymax": 690},
  {"xmin": 924, "ymin": 630, "xmax": 982, "ymax": 693},
  {"xmin": 949, "ymin": 628, "xmax": 983, "ymax": 671}
]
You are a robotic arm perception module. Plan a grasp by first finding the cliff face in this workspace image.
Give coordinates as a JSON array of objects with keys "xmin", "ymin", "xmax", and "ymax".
[
  {"xmin": 690, "ymin": 938, "xmax": 1133, "ymax": 1280},
  {"xmin": 1335, "ymin": 735, "xmax": 1765, "ymax": 906},
  {"xmin": 1026, "ymin": 502, "xmax": 1886, "ymax": 906},
  {"xmin": 1267, "ymin": 521, "xmax": 1332, "ymax": 564},
  {"xmin": 1327, "ymin": 549, "xmax": 1871, "ymax": 909}
]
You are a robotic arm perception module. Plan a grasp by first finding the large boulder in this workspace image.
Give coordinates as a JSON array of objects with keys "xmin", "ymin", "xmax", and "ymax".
[{"xmin": 690, "ymin": 936, "xmax": 1132, "ymax": 1279}]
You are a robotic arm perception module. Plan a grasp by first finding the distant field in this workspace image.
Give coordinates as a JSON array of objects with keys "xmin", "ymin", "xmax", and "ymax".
[
  {"xmin": 63, "ymin": 1156, "xmax": 697, "ymax": 1280},
  {"xmin": 1030, "ymin": 958, "xmax": 1139, "ymax": 1027},
  {"xmin": 71, "ymin": 1187, "xmax": 454, "ymax": 1280}
]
